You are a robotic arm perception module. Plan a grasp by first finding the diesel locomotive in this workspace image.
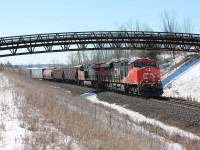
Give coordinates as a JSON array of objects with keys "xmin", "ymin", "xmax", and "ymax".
[{"xmin": 42, "ymin": 58, "xmax": 163, "ymax": 97}]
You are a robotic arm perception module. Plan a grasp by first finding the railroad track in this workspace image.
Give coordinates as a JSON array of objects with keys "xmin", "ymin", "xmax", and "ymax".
[
  {"xmin": 150, "ymin": 97, "xmax": 200, "ymax": 111},
  {"xmin": 41, "ymin": 79, "xmax": 200, "ymax": 112},
  {"xmin": 94, "ymin": 88, "xmax": 200, "ymax": 112}
]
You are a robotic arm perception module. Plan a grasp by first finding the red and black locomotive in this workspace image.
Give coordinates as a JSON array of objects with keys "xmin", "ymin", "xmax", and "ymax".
[{"xmin": 43, "ymin": 58, "xmax": 163, "ymax": 97}]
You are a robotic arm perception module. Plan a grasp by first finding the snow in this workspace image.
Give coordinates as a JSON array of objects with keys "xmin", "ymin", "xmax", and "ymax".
[
  {"xmin": 0, "ymin": 74, "xmax": 26, "ymax": 150},
  {"xmin": 162, "ymin": 58, "xmax": 200, "ymax": 87},
  {"xmin": 159, "ymin": 54, "xmax": 186, "ymax": 75},
  {"xmin": 81, "ymin": 92, "xmax": 200, "ymax": 140},
  {"xmin": 162, "ymin": 57, "xmax": 200, "ymax": 101},
  {"xmin": 0, "ymin": 73, "xmax": 81, "ymax": 150},
  {"xmin": 81, "ymin": 92, "xmax": 198, "ymax": 150}
]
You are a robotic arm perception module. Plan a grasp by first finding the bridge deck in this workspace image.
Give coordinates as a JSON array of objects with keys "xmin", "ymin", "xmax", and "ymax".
[{"xmin": 0, "ymin": 31, "xmax": 200, "ymax": 57}]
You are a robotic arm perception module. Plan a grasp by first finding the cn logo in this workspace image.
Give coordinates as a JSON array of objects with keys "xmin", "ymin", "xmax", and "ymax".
[{"xmin": 143, "ymin": 73, "xmax": 156, "ymax": 79}]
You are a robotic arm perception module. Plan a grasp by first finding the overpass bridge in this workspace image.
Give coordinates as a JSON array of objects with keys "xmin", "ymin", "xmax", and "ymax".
[{"xmin": 0, "ymin": 31, "xmax": 200, "ymax": 57}]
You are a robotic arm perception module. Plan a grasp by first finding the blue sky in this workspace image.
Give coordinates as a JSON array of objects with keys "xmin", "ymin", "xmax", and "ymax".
[{"xmin": 1, "ymin": 0, "xmax": 200, "ymax": 65}]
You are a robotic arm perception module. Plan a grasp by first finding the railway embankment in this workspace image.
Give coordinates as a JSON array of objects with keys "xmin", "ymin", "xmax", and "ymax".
[{"xmin": 161, "ymin": 54, "xmax": 200, "ymax": 102}]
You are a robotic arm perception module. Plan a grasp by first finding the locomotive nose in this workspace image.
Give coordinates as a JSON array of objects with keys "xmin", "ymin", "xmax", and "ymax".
[{"xmin": 142, "ymin": 72, "xmax": 157, "ymax": 83}]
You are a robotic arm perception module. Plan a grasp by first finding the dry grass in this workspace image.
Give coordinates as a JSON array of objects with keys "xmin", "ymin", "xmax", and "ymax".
[
  {"xmin": 3, "ymin": 69, "xmax": 200, "ymax": 150},
  {"xmin": 4, "ymin": 71, "xmax": 143, "ymax": 150},
  {"xmin": 0, "ymin": 122, "xmax": 5, "ymax": 141},
  {"xmin": 139, "ymin": 120, "xmax": 200, "ymax": 150}
]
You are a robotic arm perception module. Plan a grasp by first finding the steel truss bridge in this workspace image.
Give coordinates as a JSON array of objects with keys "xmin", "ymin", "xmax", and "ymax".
[{"xmin": 0, "ymin": 31, "xmax": 200, "ymax": 57}]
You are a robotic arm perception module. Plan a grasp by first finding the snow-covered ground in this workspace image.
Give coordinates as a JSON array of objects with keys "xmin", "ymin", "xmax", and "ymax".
[
  {"xmin": 0, "ymin": 73, "xmax": 81, "ymax": 150},
  {"xmin": 161, "ymin": 55, "xmax": 200, "ymax": 102},
  {"xmin": 0, "ymin": 75, "xmax": 26, "ymax": 149},
  {"xmin": 159, "ymin": 54, "xmax": 186, "ymax": 75}
]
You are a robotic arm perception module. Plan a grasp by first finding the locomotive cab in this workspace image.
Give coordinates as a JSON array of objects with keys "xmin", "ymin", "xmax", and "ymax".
[
  {"xmin": 136, "ymin": 59, "xmax": 163, "ymax": 97},
  {"xmin": 125, "ymin": 59, "xmax": 163, "ymax": 97}
]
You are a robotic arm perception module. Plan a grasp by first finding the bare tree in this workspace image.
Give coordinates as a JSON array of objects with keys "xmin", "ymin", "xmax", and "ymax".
[
  {"xmin": 90, "ymin": 50, "xmax": 103, "ymax": 63},
  {"xmin": 50, "ymin": 59, "xmax": 62, "ymax": 68},
  {"xmin": 67, "ymin": 51, "xmax": 78, "ymax": 67},
  {"xmin": 160, "ymin": 11, "xmax": 181, "ymax": 57},
  {"xmin": 28, "ymin": 63, "xmax": 33, "ymax": 68},
  {"xmin": 142, "ymin": 24, "xmax": 153, "ymax": 31},
  {"xmin": 160, "ymin": 11, "xmax": 180, "ymax": 32},
  {"xmin": 76, "ymin": 51, "xmax": 81, "ymax": 65},
  {"xmin": 182, "ymin": 17, "xmax": 194, "ymax": 33},
  {"xmin": 37, "ymin": 62, "xmax": 41, "ymax": 68},
  {"xmin": 114, "ymin": 24, "xmax": 130, "ymax": 61},
  {"xmin": 135, "ymin": 19, "xmax": 141, "ymax": 31},
  {"xmin": 126, "ymin": 19, "xmax": 153, "ymax": 32},
  {"xmin": 126, "ymin": 20, "xmax": 154, "ymax": 59},
  {"xmin": 160, "ymin": 11, "xmax": 195, "ymax": 58},
  {"xmin": 82, "ymin": 51, "xmax": 90, "ymax": 64},
  {"xmin": 160, "ymin": 11, "xmax": 194, "ymax": 34}
]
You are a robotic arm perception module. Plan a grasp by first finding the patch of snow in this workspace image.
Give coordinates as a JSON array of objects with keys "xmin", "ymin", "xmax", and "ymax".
[
  {"xmin": 0, "ymin": 74, "xmax": 26, "ymax": 150},
  {"xmin": 163, "ymin": 57, "xmax": 200, "ymax": 101},
  {"xmin": 53, "ymin": 86, "xmax": 60, "ymax": 89},
  {"xmin": 159, "ymin": 54, "xmax": 186, "ymax": 74},
  {"xmin": 162, "ymin": 58, "xmax": 200, "ymax": 87},
  {"xmin": 0, "ymin": 73, "xmax": 81, "ymax": 150},
  {"xmin": 81, "ymin": 92, "xmax": 200, "ymax": 140},
  {"xmin": 81, "ymin": 93, "xmax": 189, "ymax": 150}
]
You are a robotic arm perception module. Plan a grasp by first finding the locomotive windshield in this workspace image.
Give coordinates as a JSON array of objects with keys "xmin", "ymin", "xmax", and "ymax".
[{"xmin": 134, "ymin": 62, "xmax": 157, "ymax": 68}]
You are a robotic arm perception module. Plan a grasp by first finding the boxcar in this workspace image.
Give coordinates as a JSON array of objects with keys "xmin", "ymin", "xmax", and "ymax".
[
  {"xmin": 31, "ymin": 68, "xmax": 43, "ymax": 78},
  {"xmin": 19, "ymin": 69, "xmax": 31, "ymax": 77}
]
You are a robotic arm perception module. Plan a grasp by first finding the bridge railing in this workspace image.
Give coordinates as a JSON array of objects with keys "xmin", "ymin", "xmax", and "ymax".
[{"xmin": 0, "ymin": 31, "xmax": 200, "ymax": 57}]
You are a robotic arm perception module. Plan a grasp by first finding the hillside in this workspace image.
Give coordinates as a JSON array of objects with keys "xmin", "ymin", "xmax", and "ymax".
[{"xmin": 161, "ymin": 54, "xmax": 200, "ymax": 102}]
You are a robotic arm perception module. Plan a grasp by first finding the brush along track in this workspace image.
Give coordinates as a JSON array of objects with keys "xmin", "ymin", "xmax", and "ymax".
[
  {"xmin": 150, "ymin": 97, "xmax": 200, "ymax": 112},
  {"xmin": 40, "ymin": 80, "xmax": 200, "ymax": 135}
]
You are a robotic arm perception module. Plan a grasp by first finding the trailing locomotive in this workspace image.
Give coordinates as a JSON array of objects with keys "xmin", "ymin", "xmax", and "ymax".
[{"xmin": 42, "ymin": 58, "xmax": 163, "ymax": 97}]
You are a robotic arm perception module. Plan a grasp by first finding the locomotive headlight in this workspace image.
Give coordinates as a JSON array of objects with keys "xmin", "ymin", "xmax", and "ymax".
[{"xmin": 148, "ymin": 68, "xmax": 151, "ymax": 71}]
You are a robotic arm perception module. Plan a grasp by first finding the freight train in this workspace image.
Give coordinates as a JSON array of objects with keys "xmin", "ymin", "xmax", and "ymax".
[{"xmin": 42, "ymin": 58, "xmax": 163, "ymax": 97}]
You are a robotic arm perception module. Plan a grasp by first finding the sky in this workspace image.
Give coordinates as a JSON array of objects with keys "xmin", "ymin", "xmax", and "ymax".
[{"xmin": 0, "ymin": 0, "xmax": 200, "ymax": 65}]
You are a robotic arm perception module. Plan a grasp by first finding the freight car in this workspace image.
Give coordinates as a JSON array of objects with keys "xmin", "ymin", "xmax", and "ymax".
[
  {"xmin": 42, "ymin": 68, "xmax": 65, "ymax": 81},
  {"xmin": 63, "ymin": 67, "xmax": 77, "ymax": 83},
  {"xmin": 42, "ymin": 58, "xmax": 163, "ymax": 97},
  {"xmin": 63, "ymin": 65, "xmax": 85, "ymax": 84},
  {"xmin": 42, "ymin": 68, "xmax": 53, "ymax": 80},
  {"xmin": 52, "ymin": 68, "xmax": 64, "ymax": 81},
  {"xmin": 18, "ymin": 68, "xmax": 43, "ymax": 78},
  {"xmin": 31, "ymin": 68, "xmax": 43, "ymax": 78}
]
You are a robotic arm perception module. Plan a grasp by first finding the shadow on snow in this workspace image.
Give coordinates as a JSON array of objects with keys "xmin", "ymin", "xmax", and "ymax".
[{"xmin": 162, "ymin": 58, "xmax": 200, "ymax": 88}]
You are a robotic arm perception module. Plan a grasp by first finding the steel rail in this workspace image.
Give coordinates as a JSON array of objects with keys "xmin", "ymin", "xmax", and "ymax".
[
  {"xmin": 150, "ymin": 98, "xmax": 200, "ymax": 111},
  {"xmin": 0, "ymin": 31, "xmax": 200, "ymax": 57}
]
